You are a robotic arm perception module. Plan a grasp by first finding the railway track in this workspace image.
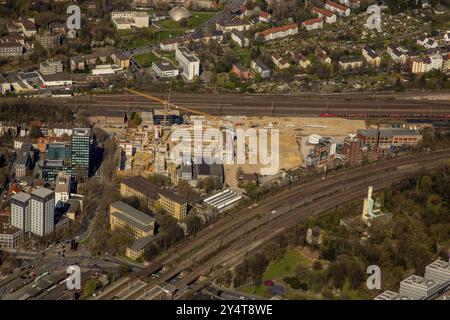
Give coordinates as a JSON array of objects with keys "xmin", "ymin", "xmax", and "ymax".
[
  {"xmin": 168, "ymin": 154, "xmax": 450, "ymax": 297},
  {"xmin": 98, "ymin": 150, "xmax": 450, "ymax": 300}
]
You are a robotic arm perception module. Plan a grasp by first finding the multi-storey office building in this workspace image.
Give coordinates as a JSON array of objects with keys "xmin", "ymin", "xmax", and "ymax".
[{"xmin": 71, "ymin": 128, "xmax": 92, "ymax": 182}]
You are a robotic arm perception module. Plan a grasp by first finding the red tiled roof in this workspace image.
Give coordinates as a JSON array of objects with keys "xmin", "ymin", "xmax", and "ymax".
[
  {"xmin": 303, "ymin": 17, "xmax": 323, "ymax": 25},
  {"xmin": 326, "ymin": 0, "xmax": 348, "ymax": 11},
  {"xmin": 312, "ymin": 7, "xmax": 335, "ymax": 17},
  {"xmin": 258, "ymin": 23, "xmax": 298, "ymax": 37},
  {"xmin": 259, "ymin": 11, "xmax": 270, "ymax": 18},
  {"xmin": 8, "ymin": 184, "xmax": 22, "ymax": 195}
]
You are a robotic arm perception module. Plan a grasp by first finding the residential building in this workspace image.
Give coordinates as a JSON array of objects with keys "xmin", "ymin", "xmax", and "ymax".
[
  {"xmin": 15, "ymin": 17, "xmax": 37, "ymax": 37},
  {"xmin": 160, "ymin": 36, "xmax": 190, "ymax": 52},
  {"xmin": 357, "ymin": 128, "xmax": 422, "ymax": 148},
  {"xmin": 0, "ymin": 216, "xmax": 23, "ymax": 249},
  {"xmin": 30, "ymin": 188, "xmax": 55, "ymax": 237},
  {"xmin": 417, "ymin": 36, "xmax": 438, "ymax": 49},
  {"xmin": 39, "ymin": 60, "xmax": 63, "ymax": 75},
  {"xmin": 338, "ymin": 56, "xmax": 363, "ymax": 70},
  {"xmin": 444, "ymin": 53, "xmax": 450, "ymax": 73},
  {"xmin": 362, "ymin": 45, "xmax": 381, "ymax": 67},
  {"xmin": 399, "ymin": 275, "xmax": 440, "ymax": 299},
  {"xmin": 71, "ymin": 128, "xmax": 92, "ymax": 182},
  {"xmin": 111, "ymin": 49, "xmax": 130, "ymax": 69},
  {"xmin": 54, "ymin": 171, "xmax": 71, "ymax": 208},
  {"xmin": 258, "ymin": 11, "xmax": 271, "ymax": 23},
  {"xmin": 411, "ymin": 54, "xmax": 442, "ymax": 74},
  {"xmin": 444, "ymin": 31, "xmax": 450, "ymax": 42},
  {"xmin": 11, "ymin": 192, "xmax": 31, "ymax": 233},
  {"xmin": 111, "ymin": 11, "xmax": 149, "ymax": 29},
  {"xmin": 231, "ymin": 63, "xmax": 249, "ymax": 80},
  {"xmin": 251, "ymin": 59, "xmax": 271, "ymax": 79},
  {"xmin": 311, "ymin": 7, "xmax": 337, "ymax": 24},
  {"xmin": 35, "ymin": 33, "xmax": 61, "ymax": 49},
  {"xmin": 216, "ymin": 17, "xmax": 251, "ymax": 33},
  {"xmin": 302, "ymin": 17, "xmax": 324, "ymax": 31},
  {"xmin": 325, "ymin": 1, "xmax": 350, "ymax": 16},
  {"xmin": 271, "ymin": 53, "xmax": 290, "ymax": 69},
  {"xmin": 387, "ymin": 46, "xmax": 408, "ymax": 64},
  {"xmin": 256, "ymin": 23, "xmax": 298, "ymax": 42},
  {"xmin": 15, "ymin": 143, "xmax": 33, "ymax": 178},
  {"xmin": 0, "ymin": 74, "xmax": 11, "ymax": 94},
  {"xmin": 175, "ymin": 46, "xmax": 200, "ymax": 81},
  {"xmin": 120, "ymin": 176, "xmax": 187, "ymax": 220},
  {"xmin": 231, "ymin": 30, "xmax": 250, "ymax": 47},
  {"xmin": 298, "ymin": 55, "xmax": 311, "ymax": 69},
  {"xmin": 0, "ymin": 40, "xmax": 23, "ymax": 58},
  {"xmin": 109, "ymin": 201, "xmax": 155, "ymax": 239},
  {"xmin": 152, "ymin": 61, "xmax": 180, "ymax": 78},
  {"xmin": 339, "ymin": 0, "xmax": 360, "ymax": 8},
  {"xmin": 315, "ymin": 47, "xmax": 332, "ymax": 64},
  {"xmin": 424, "ymin": 259, "xmax": 450, "ymax": 284}
]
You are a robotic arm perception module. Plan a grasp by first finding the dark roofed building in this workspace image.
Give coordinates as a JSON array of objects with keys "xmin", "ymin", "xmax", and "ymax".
[{"xmin": 120, "ymin": 176, "xmax": 187, "ymax": 220}]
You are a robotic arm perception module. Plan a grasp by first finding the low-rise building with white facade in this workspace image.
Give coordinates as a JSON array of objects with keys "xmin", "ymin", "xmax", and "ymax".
[{"xmin": 152, "ymin": 61, "xmax": 180, "ymax": 78}]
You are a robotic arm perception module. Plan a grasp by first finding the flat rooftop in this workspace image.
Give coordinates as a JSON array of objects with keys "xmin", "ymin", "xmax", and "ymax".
[{"xmin": 31, "ymin": 187, "xmax": 54, "ymax": 198}]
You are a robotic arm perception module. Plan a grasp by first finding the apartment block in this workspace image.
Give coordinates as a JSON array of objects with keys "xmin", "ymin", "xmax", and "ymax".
[
  {"xmin": 30, "ymin": 188, "xmax": 55, "ymax": 237},
  {"xmin": 11, "ymin": 192, "xmax": 31, "ymax": 233}
]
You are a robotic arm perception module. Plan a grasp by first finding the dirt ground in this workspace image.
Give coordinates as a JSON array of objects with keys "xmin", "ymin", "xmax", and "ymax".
[{"xmin": 222, "ymin": 116, "xmax": 366, "ymax": 190}]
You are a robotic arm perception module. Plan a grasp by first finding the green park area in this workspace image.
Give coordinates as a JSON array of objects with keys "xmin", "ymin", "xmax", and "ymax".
[
  {"xmin": 134, "ymin": 52, "xmax": 159, "ymax": 68},
  {"xmin": 157, "ymin": 11, "xmax": 218, "ymax": 31},
  {"xmin": 240, "ymin": 248, "xmax": 308, "ymax": 296}
]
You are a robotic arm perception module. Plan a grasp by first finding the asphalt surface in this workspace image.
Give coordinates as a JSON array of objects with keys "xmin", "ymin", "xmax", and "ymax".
[{"xmin": 96, "ymin": 149, "xmax": 450, "ymax": 300}]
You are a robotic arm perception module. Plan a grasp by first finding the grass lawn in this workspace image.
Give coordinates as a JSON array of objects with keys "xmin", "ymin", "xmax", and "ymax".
[
  {"xmin": 158, "ymin": 12, "xmax": 217, "ymax": 31},
  {"xmin": 235, "ymin": 48, "xmax": 252, "ymax": 66},
  {"xmin": 120, "ymin": 28, "xmax": 185, "ymax": 49},
  {"xmin": 240, "ymin": 248, "xmax": 307, "ymax": 296},
  {"xmin": 134, "ymin": 52, "xmax": 159, "ymax": 68}
]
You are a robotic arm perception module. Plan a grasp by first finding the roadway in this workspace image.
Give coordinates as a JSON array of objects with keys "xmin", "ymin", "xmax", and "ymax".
[{"xmin": 95, "ymin": 149, "xmax": 450, "ymax": 300}]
